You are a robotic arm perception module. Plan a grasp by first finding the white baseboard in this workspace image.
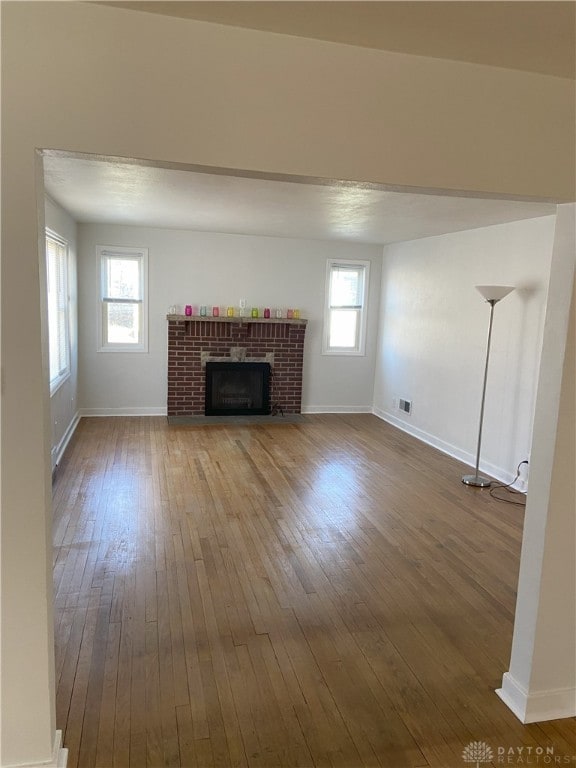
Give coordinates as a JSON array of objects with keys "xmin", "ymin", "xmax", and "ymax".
[
  {"xmin": 81, "ymin": 406, "xmax": 369, "ymax": 417},
  {"xmin": 53, "ymin": 731, "xmax": 68, "ymax": 768},
  {"xmin": 4, "ymin": 730, "xmax": 68, "ymax": 768},
  {"xmin": 372, "ymin": 407, "xmax": 519, "ymax": 487},
  {"xmin": 78, "ymin": 407, "xmax": 167, "ymax": 417},
  {"xmin": 302, "ymin": 405, "xmax": 373, "ymax": 414},
  {"xmin": 51, "ymin": 413, "xmax": 80, "ymax": 470},
  {"xmin": 497, "ymin": 672, "xmax": 576, "ymax": 723}
]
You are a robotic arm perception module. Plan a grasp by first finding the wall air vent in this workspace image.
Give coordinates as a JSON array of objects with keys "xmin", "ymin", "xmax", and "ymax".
[{"xmin": 399, "ymin": 398, "xmax": 412, "ymax": 414}]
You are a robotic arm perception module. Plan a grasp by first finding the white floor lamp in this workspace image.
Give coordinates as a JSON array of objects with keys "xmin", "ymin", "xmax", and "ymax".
[{"xmin": 462, "ymin": 285, "xmax": 515, "ymax": 487}]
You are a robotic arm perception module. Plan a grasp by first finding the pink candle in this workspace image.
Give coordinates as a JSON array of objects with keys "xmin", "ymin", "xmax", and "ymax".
[
  {"xmin": 264, "ymin": 308, "xmax": 271, "ymax": 318},
  {"xmin": 212, "ymin": 306, "xmax": 219, "ymax": 317}
]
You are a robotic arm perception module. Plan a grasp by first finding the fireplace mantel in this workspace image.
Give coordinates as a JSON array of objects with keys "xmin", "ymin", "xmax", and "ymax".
[
  {"xmin": 167, "ymin": 315, "xmax": 307, "ymax": 418},
  {"xmin": 166, "ymin": 314, "xmax": 307, "ymax": 326}
]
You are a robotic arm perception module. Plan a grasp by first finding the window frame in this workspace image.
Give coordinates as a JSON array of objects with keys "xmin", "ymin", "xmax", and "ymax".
[
  {"xmin": 97, "ymin": 245, "xmax": 148, "ymax": 353},
  {"xmin": 322, "ymin": 258, "xmax": 370, "ymax": 356},
  {"xmin": 46, "ymin": 229, "xmax": 71, "ymax": 394}
]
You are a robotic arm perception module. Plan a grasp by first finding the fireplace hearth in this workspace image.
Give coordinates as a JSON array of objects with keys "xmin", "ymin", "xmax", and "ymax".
[{"xmin": 205, "ymin": 362, "xmax": 271, "ymax": 416}]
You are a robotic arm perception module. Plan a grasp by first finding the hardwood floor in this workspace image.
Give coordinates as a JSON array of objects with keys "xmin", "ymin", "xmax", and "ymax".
[{"xmin": 52, "ymin": 415, "xmax": 575, "ymax": 768}]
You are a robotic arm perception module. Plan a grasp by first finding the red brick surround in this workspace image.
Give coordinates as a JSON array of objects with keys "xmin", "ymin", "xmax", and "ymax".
[{"xmin": 167, "ymin": 317, "xmax": 307, "ymax": 417}]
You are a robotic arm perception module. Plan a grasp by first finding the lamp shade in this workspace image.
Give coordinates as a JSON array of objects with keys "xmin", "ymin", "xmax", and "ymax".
[{"xmin": 475, "ymin": 285, "xmax": 515, "ymax": 303}]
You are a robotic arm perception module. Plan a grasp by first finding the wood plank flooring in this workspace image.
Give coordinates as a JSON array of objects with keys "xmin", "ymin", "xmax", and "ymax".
[{"xmin": 52, "ymin": 415, "xmax": 575, "ymax": 768}]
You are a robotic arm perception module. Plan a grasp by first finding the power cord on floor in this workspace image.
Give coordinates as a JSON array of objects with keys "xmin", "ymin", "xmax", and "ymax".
[{"xmin": 489, "ymin": 460, "xmax": 528, "ymax": 506}]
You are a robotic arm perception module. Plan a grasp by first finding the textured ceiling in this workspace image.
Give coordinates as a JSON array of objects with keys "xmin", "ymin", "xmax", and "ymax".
[
  {"xmin": 96, "ymin": 1, "xmax": 576, "ymax": 79},
  {"xmin": 43, "ymin": 155, "xmax": 557, "ymax": 245}
]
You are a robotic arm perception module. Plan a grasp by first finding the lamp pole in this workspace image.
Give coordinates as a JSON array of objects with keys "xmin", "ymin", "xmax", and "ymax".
[
  {"xmin": 462, "ymin": 286, "xmax": 514, "ymax": 487},
  {"xmin": 462, "ymin": 299, "xmax": 497, "ymax": 486}
]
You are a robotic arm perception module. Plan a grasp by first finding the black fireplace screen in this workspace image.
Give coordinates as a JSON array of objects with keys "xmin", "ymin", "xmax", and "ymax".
[{"xmin": 205, "ymin": 362, "xmax": 271, "ymax": 416}]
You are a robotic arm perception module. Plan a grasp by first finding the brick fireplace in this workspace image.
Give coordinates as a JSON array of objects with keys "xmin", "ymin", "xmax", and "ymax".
[{"xmin": 167, "ymin": 316, "xmax": 307, "ymax": 418}]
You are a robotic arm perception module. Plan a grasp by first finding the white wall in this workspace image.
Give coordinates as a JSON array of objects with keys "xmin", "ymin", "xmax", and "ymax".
[
  {"xmin": 45, "ymin": 197, "xmax": 79, "ymax": 470},
  {"xmin": 77, "ymin": 224, "xmax": 382, "ymax": 414},
  {"xmin": 373, "ymin": 216, "xmax": 556, "ymax": 484}
]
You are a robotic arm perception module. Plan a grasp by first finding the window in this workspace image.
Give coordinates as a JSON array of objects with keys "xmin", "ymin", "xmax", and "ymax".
[
  {"xmin": 98, "ymin": 245, "xmax": 148, "ymax": 352},
  {"xmin": 323, "ymin": 259, "xmax": 370, "ymax": 355},
  {"xmin": 46, "ymin": 230, "xmax": 70, "ymax": 392}
]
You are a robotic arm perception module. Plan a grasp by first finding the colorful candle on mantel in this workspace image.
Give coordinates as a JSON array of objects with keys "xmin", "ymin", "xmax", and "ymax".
[
  {"xmin": 251, "ymin": 308, "xmax": 259, "ymax": 318},
  {"xmin": 212, "ymin": 306, "xmax": 219, "ymax": 317},
  {"xmin": 227, "ymin": 307, "xmax": 234, "ymax": 317},
  {"xmin": 264, "ymin": 308, "xmax": 271, "ymax": 318}
]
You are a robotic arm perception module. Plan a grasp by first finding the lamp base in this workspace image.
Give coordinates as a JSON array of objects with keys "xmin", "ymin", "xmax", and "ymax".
[{"xmin": 462, "ymin": 474, "xmax": 492, "ymax": 487}]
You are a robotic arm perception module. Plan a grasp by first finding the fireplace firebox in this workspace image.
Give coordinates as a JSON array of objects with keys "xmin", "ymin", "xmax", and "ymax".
[{"xmin": 205, "ymin": 362, "xmax": 271, "ymax": 416}]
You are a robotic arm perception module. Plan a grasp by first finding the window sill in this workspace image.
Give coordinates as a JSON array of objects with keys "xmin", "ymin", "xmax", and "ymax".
[
  {"xmin": 50, "ymin": 371, "xmax": 71, "ymax": 397},
  {"xmin": 98, "ymin": 345, "xmax": 148, "ymax": 353},
  {"xmin": 322, "ymin": 348, "xmax": 366, "ymax": 357}
]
